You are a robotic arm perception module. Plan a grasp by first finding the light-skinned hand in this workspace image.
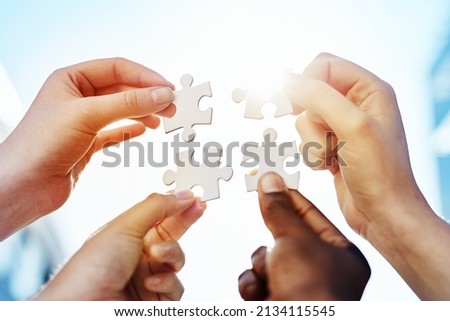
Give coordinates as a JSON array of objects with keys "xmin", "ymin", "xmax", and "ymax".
[
  {"xmin": 0, "ymin": 58, "xmax": 175, "ymax": 239},
  {"xmin": 34, "ymin": 191, "xmax": 205, "ymax": 300},
  {"xmin": 285, "ymin": 53, "xmax": 450, "ymax": 299}
]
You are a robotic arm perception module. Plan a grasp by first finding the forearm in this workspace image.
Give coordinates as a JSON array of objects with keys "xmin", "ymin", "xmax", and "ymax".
[
  {"xmin": 0, "ymin": 140, "xmax": 47, "ymax": 240},
  {"xmin": 366, "ymin": 193, "xmax": 450, "ymax": 300}
]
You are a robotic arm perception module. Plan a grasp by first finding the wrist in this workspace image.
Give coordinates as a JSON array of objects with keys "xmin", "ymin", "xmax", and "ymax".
[
  {"xmin": 31, "ymin": 275, "xmax": 89, "ymax": 301},
  {"xmin": 364, "ymin": 200, "xmax": 419, "ymax": 286},
  {"xmin": 365, "ymin": 187, "xmax": 434, "ymax": 258},
  {"xmin": 364, "ymin": 188, "xmax": 450, "ymax": 299}
]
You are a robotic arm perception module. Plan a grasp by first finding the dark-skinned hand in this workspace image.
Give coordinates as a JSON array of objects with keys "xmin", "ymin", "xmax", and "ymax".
[{"xmin": 239, "ymin": 172, "xmax": 371, "ymax": 300}]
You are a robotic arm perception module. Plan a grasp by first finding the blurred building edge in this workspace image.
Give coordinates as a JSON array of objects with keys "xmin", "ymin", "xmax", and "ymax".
[
  {"xmin": 0, "ymin": 63, "xmax": 64, "ymax": 300},
  {"xmin": 431, "ymin": 29, "xmax": 450, "ymax": 219}
]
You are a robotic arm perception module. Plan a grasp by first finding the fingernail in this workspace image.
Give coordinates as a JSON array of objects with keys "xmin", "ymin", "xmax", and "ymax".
[
  {"xmin": 251, "ymin": 246, "xmax": 266, "ymax": 260},
  {"xmin": 152, "ymin": 243, "xmax": 173, "ymax": 256},
  {"xmin": 177, "ymin": 198, "xmax": 205, "ymax": 224},
  {"xmin": 151, "ymin": 87, "xmax": 174, "ymax": 105},
  {"xmin": 259, "ymin": 172, "xmax": 286, "ymax": 193},
  {"xmin": 174, "ymin": 190, "xmax": 194, "ymax": 200},
  {"xmin": 238, "ymin": 271, "xmax": 247, "ymax": 282},
  {"xmin": 146, "ymin": 275, "xmax": 161, "ymax": 287},
  {"xmin": 195, "ymin": 198, "xmax": 207, "ymax": 212}
]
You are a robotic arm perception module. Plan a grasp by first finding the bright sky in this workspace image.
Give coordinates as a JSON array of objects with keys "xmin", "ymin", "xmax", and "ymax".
[{"xmin": 1, "ymin": 0, "xmax": 449, "ymax": 300}]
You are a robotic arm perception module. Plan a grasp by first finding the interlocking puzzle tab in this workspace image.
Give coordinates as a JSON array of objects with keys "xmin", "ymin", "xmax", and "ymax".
[
  {"xmin": 163, "ymin": 147, "xmax": 233, "ymax": 201},
  {"xmin": 163, "ymin": 74, "xmax": 213, "ymax": 142},
  {"xmin": 243, "ymin": 128, "xmax": 299, "ymax": 192},
  {"xmin": 232, "ymin": 87, "xmax": 293, "ymax": 119}
]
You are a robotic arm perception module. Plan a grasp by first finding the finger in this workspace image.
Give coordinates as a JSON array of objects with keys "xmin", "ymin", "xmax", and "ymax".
[
  {"xmin": 302, "ymin": 52, "xmax": 385, "ymax": 99},
  {"xmin": 145, "ymin": 198, "xmax": 206, "ymax": 244},
  {"xmin": 149, "ymin": 240, "xmax": 185, "ymax": 272},
  {"xmin": 81, "ymin": 86, "xmax": 174, "ymax": 131},
  {"xmin": 94, "ymin": 84, "xmax": 139, "ymax": 96},
  {"xmin": 251, "ymin": 246, "xmax": 267, "ymax": 281},
  {"xmin": 299, "ymin": 141, "xmax": 330, "ymax": 171},
  {"xmin": 129, "ymin": 258, "xmax": 160, "ymax": 301},
  {"xmin": 91, "ymin": 123, "xmax": 146, "ymax": 153},
  {"xmin": 296, "ymin": 112, "xmax": 339, "ymax": 157},
  {"xmin": 290, "ymin": 102, "xmax": 305, "ymax": 115},
  {"xmin": 65, "ymin": 57, "xmax": 175, "ymax": 92},
  {"xmin": 299, "ymin": 143, "xmax": 341, "ymax": 175},
  {"xmin": 144, "ymin": 199, "xmax": 205, "ymax": 277},
  {"xmin": 129, "ymin": 103, "xmax": 176, "ymax": 120},
  {"xmin": 288, "ymin": 52, "xmax": 398, "ymax": 138},
  {"xmin": 285, "ymin": 73, "xmax": 370, "ymax": 140},
  {"xmin": 94, "ymin": 85, "xmax": 176, "ymax": 100},
  {"xmin": 144, "ymin": 272, "xmax": 184, "ymax": 300},
  {"xmin": 296, "ymin": 112, "xmax": 326, "ymax": 146},
  {"xmin": 158, "ymin": 199, "xmax": 206, "ymax": 239},
  {"xmin": 109, "ymin": 191, "xmax": 197, "ymax": 238},
  {"xmin": 289, "ymin": 190, "xmax": 351, "ymax": 247},
  {"xmin": 238, "ymin": 269, "xmax": 268, "ymax": 301},
  {"xmin": 257, "ymin": 172, "xmax": 318, "ymax": 241},
  {"xmin": 296, "ymin": 113, "xmax": 340, "ymax": 171},
  {"xmin": 135, "ymin": 114, "xmax": 161, "ymax": 129},
  {"xmin": 155, "ymin": 103, "xmax": 176, "ymax": 118}
]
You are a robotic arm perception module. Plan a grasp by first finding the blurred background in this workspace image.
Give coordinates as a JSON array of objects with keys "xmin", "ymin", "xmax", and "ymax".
[{"xmin": 1, "ymin": 0, "xmax": 450, "ymax": 300}]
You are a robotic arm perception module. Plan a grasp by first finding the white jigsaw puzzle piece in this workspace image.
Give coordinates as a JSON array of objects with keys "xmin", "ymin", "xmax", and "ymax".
[
  {"xmin": 163, "ymin": 148, "xmax": 233, "ymax": 201},
  {"xmin": 244, "ymin": 128, "xmax": 299, "ymax": 191},
  {"xmin": 232, "ymin": 87, "xmax": 293, "ymax": 119},
  {"xmin": 163, "ymin": 74, "xmax": 212, "ymax": 142}
]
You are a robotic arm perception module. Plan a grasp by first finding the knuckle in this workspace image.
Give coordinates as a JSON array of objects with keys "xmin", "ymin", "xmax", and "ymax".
[
  {"xmin": 111, "ymin": 58, "xmax": 125, "ymax": 84},
  {"xmin": 155, "ymin": 224, "xmax": 172, "ymax": 241},
  {"xmin": 179, "ymin": 284, "xmax": 185, "ymax": 297},
  {"xmin": 161, "ymin": 244, "xmax": 176, "ymax": 259},
  {"xmin": 143, "ymin": 193, "xmax": 169, "ymax": 220},
  {"xmin": 146, "ymin": 192, "xmax": 164, "ymax": 204},
  {"xmin": 49, "ymin": 68, "xmax": 64, "ymax": 79},
  {"xmin": 123, "ymin": 90, "xmax": 140, "ymax": 114},
  {"xmin": 264, "ymin": 195, "xmax": 292, "ymax": 213},
  {"xmin": 112, "ymin": 56, "xmax": 128, "ymax": 64},
  {"xmin": 295, "ymin": 112, "xmax": 307, "ymax": 131},
  {"xmin": 315, "ymin": 52, "xmax": 334, "ymax": 61},
  {"xmin": 251, "ymin": 246, "xmax": 267, "ymax": 261},
  {"xmin": 165, "ymin": 242, "xmax": 184, "ymax": 262},
  {"xmin": 379, "ymin": 80, "xmax": 397, "ymax": 100},
  {"xmin": 47, "ymin": 67, "xmax": 73, "ymax": 86},
  {"xmin": 177, "ymin": 257, "xmax": 185, "ymax": 271},
  {"xmin": 301, "ymin": 144, "xmax": 327, "ymax": 169}
]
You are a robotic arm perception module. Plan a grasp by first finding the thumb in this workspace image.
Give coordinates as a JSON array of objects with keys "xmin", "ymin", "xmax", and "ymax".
[
  {"xmin": 81, "ymin": 86, "xmax": 174, "ymax": 131},
  {"xmin": 257, "ymin": 172, "xmax": 316, "ymax": 240},
  {"xmin": 109, "ymin": 191, "xmax": 196, "ymax": 238}
]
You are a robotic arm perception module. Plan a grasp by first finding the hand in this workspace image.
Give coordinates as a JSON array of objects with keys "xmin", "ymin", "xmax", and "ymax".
[
  {"xmin": 285, "ymin": 53, "xmax": 450, "ymax": 299},
  {"xmin": 33, "ymin": 191, "xmax": 205, "ymax": 300},
  {"xmin": 286, "ymin": 53, "xmax": 419, "ymax": 236},
  {"xmin": 238, "ymin": 172, "xmax": 370, "ymax": 301},
  {"xmin": 0, "ymin": 58, "xmax": 175, "ymax": 239}
]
